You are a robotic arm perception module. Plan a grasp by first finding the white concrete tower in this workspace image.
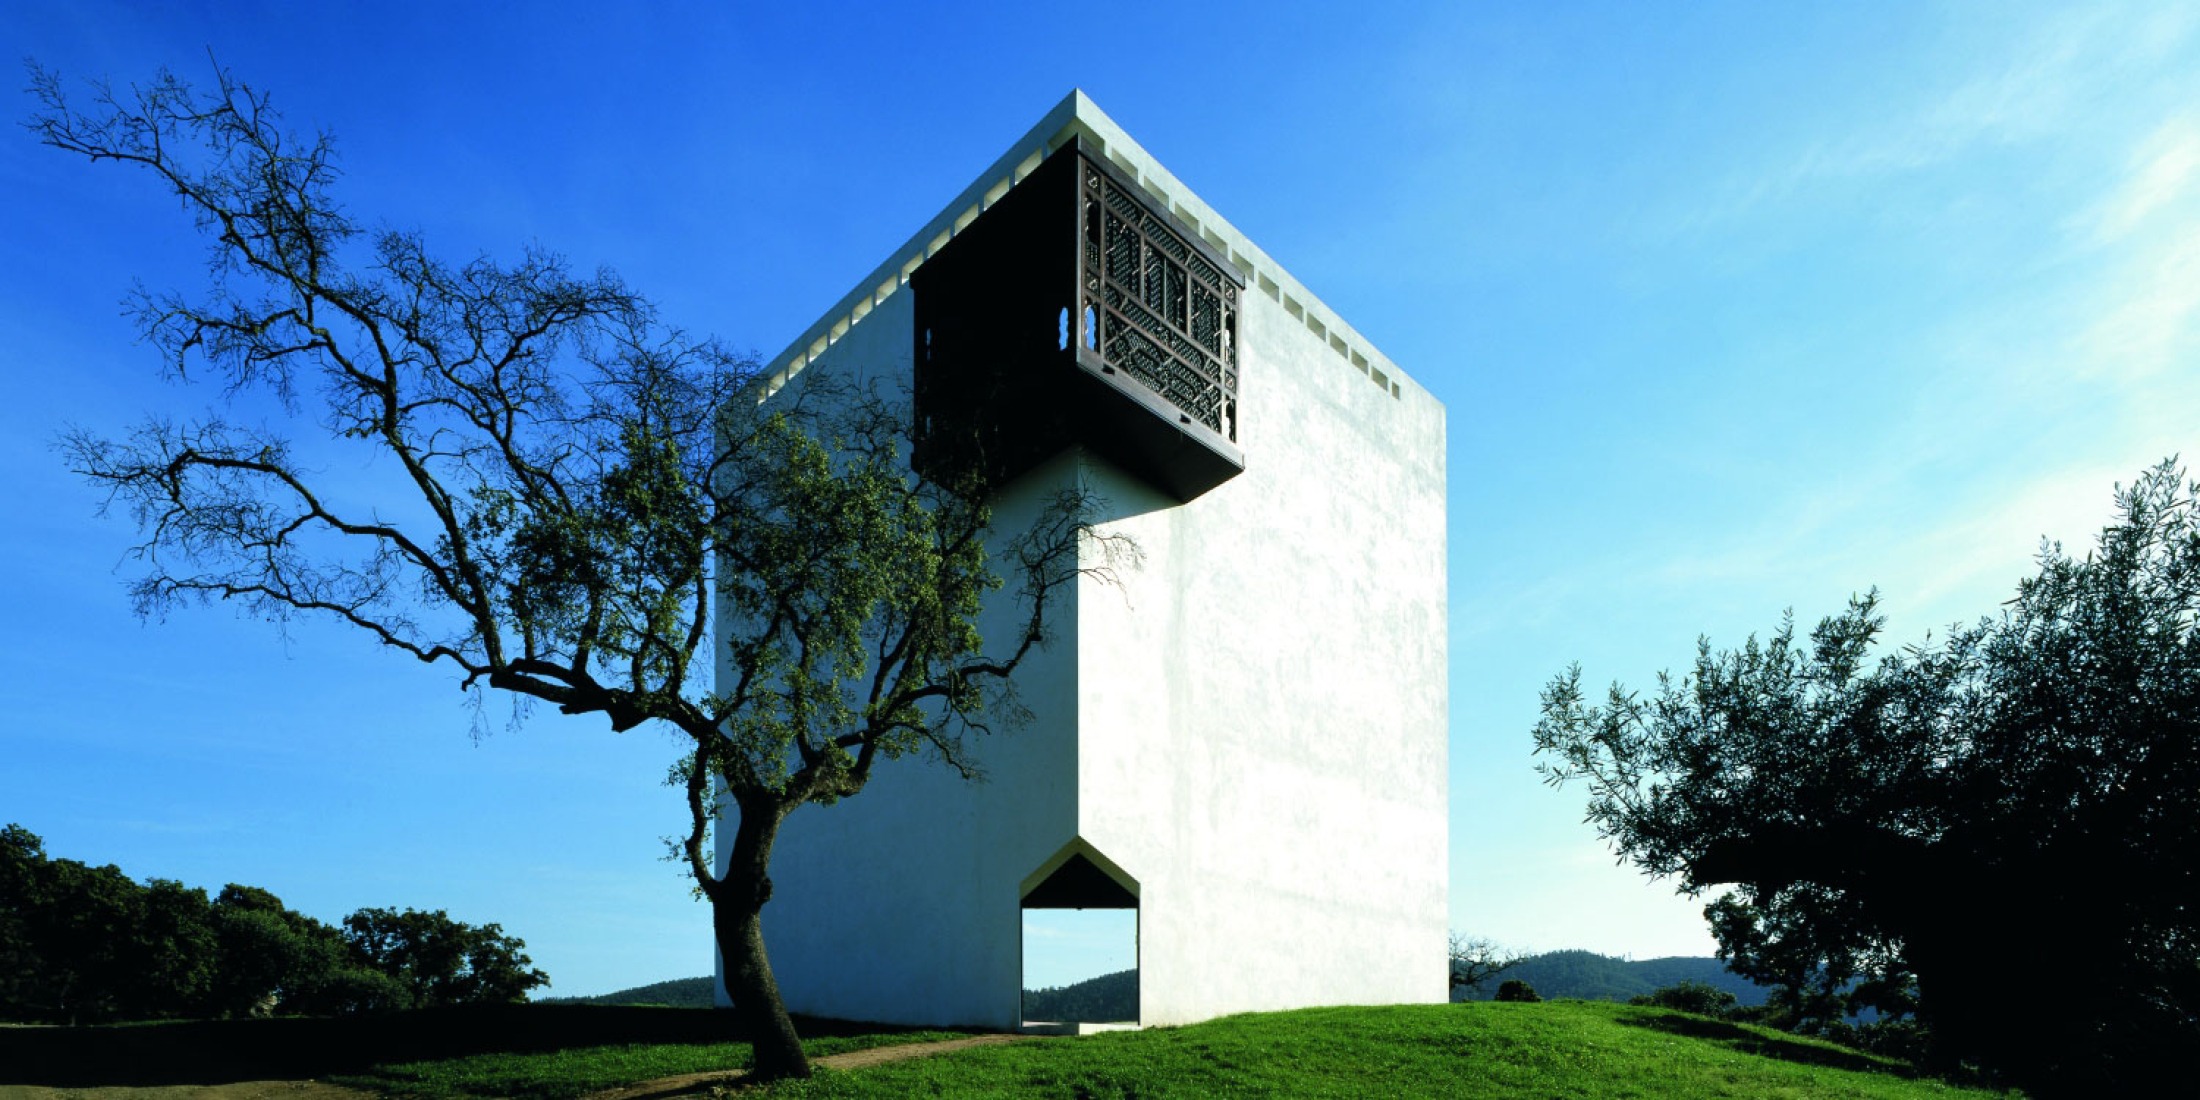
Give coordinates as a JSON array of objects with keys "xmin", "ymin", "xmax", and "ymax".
[{"xmin": 718, "ymin": 92, "xmax": 1447, "ymax": 1030}]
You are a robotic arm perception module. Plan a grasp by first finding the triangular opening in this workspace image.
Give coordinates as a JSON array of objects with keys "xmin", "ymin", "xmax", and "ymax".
[{"xmin": 1021, "ymin": 852, "xmax": 1137, "ymax": 909}]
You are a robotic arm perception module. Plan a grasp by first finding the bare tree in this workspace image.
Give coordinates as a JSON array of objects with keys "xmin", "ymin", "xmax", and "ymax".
[
  {"xmin": 1448, "ymin": 934, "xmax": 1524, "ymax": 997},
  {"xmin": 31, "ymin": 62, "xmax": 1112, "ymax": 1080}
]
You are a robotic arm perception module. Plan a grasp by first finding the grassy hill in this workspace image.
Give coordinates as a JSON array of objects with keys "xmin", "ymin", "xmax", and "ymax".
[
  {"xmin": 537, "ymin": 976, "xmax": 717, "ymax": 1008},
  {"xmin": 4, "ymin": 1000, "xmax": 2011, "ymax": 1097},
  {"xmin": 1022, "ymin": 968, "xmax": 1137, "ymax": 1022},
  {"xmin": 544, "ymin": 970, "xmax": 1148, "ymax": 1020},
  {"xmin": 565, "ymin": 952, "xmax": 1765, "ymax": 1017},
  {"xmin": 750, "ymin": 1001, "xmax": 2007, "ymax": 1098},
  {"xmin": 1457, "ymin": 949, "xmax": 1768, "ymax": 1006}
]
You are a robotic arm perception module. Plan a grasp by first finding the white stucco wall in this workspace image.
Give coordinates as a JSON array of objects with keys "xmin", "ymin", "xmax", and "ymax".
[
  {"xmin": 720, "ymin": 92, "xmax": 1447, "ymax": 1029},
  {"xmin": 1074, "ymin": 280, "xmax": 1448, "ymax": 1025}
]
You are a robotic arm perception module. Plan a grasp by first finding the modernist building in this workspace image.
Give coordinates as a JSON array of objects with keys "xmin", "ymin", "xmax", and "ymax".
[{"xmin": 718, "ymin": 92, "xmax": 1447, "ymax": 1030}]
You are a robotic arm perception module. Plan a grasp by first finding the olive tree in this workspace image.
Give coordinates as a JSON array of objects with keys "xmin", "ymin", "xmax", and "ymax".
[
  {"xmin": 1533, "ymin": 460, "xmax": 2200, "ymax": 1095},
  {"xmin": 33, "ymin": 64, "xmax": 1105, "ymax": 1080}
]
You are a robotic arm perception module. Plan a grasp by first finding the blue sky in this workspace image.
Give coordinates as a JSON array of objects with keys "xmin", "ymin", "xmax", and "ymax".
[{"xmin": 3, "ymin": 1, "xmax": 2196, "ymax": 996}]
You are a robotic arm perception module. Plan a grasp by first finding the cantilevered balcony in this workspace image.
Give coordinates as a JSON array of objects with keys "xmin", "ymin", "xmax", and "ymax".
[{"xmin": 912, "ymin": 138, "xmax": 1244, "ymax": 502}]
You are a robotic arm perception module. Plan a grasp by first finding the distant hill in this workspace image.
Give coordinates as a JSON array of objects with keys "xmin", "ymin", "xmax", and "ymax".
[
  {"xmin": 543, "ymin": 951, "xmax": 1759, "ymax": 1016},
  {"xmin": 539, "ymin": 971, "xmax": 1146, "ymax": 1020},
  {"xmin": 538, "ymin": 976, "xmax": 716, "ymax": 1008},
  {"xmin": 1456, "ymin": 950, "xmax": 1767, "ymax": 1006},
  {"xmin": 1024, "ymin": 969, "xmax": 1137, "ymax": 1022}
]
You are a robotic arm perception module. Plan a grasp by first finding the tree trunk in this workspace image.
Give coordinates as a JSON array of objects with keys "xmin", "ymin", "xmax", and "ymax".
[{"xmin": 714, "ymin": 802, "xmax": 809, "ymax": 1081}]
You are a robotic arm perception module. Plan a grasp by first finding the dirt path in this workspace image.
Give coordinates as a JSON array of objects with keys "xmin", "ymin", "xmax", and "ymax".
[{"xmin": 582, "ymin": 1033, "xmax": 1038, "ymax": 1100}]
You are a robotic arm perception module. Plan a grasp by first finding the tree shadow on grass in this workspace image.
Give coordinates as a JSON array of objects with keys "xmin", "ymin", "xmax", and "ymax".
[
  {"xmin": 1613, "ymin": 1011, "xmax": 1916, "ymax": 1079},
  {"xmin": 0, "ymin": 1005, "xmax": 937, "ymax": 1087}
]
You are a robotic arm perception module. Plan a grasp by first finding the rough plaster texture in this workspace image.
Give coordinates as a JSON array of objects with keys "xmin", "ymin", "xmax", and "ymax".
[{"xmin": 718, "ymin": 93, "xmax": 1447, "ymax": 1030}]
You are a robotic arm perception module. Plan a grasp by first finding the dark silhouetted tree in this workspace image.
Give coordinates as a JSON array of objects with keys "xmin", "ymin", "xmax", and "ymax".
[
  {"xmin": 208, "ymin": 884, "xmax": 320, "ymax": 1017},
  {"xmin": 1533, "ymin": 459, "xmax": 2200, "ymax": 1095},
  {"xmin": 0, "ymin": 825, "xmax": 46, "ymax": 1015},
  {"xmin": 341, "ymin": 906, "xmax": 547, "ymax": 1007},
  {"xmin": 127, "ymin": 878, "xmax": 220, "ymax": 1019},
  {"xmin": 0, "ymin": 828, "xmax": 219, "ymax": 1022},
  {"xmin": 5, "ymin": 848, "xmax": 141, "ymax": 1022},
  {"xmin": 0, "ymin": 825, "xmax": 536, "ymax": 1020},
  {"xmin": 208, "ymin": 883, "xmax": 405, "ymax": 1017},
  {"xmin": 1628, "ymin": 979, "xmax": 1739, "ymax": 1018},
  {"xmin": 1494, "ymin": 978, "xmax": 1541, "ymax": 1003}
]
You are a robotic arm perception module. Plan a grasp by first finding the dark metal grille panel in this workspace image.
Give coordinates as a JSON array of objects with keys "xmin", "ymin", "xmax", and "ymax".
[{"xmin": 1081, "ymin": 158, "xmax": 1238, "ymax": 441}]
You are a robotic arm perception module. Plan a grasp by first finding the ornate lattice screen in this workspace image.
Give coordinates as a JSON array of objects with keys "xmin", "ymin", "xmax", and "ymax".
[{"xmin": 1082, "ymin": 158, "xmax": 1238, "ymax": 442}]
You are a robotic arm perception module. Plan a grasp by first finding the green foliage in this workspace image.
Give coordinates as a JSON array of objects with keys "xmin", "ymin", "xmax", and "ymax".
[
  {"xmin": 696, "ymin": 401, "xmax": 1030, "ymax": 805},
  {"xmin": 130, "ymin": 879, "xmax": 220, "ymax": 1019},
  {"xmin": 1493, "ymin": 979, "xmax": 1542, "ymax": 1003},
  {"xmin": 208, "ymin": 890, "xmax": 325, "ymax": 1017},
  {"xmin": 343, "ymin": 907, "xmax": 549, "ymax": 1008},
  {"xmin": 0, "ymin": 824, "xmax": 545, "ymax": 1023},
  {"xmin": 12, "ymin": 851, "xmax": 141, "ymax": 1022},
  {"xmin": 1022, "ymin": 968, "xmax": 1137, "ymax": 1022},
  {"xmin": 0, "ymin": 828, "xmax": 230, "ymax": 1023},
  {"xmin": 0, "ymin": 825, "xmax": 37, "ymax": 1012},
  {"xmin": 1629, "ymin": 980, "xmax": 1740, "ymax": 1018},
  {"xmin": 299, "ymin": 965, "xmax": 417, "ymax": 1016},
  {"xmin": 1533, "ymin": 459, "xmax": 2200, "ymax": 1095},
  {"xmin": 1852, "ymin": 1017, "xmax": 1933, "ymax": 1065}
]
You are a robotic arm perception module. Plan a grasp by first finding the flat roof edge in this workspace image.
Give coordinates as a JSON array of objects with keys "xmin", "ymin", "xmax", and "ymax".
[{"xmin": 759, "ymin": 91, "xmax": 1431, "ymax": 410}]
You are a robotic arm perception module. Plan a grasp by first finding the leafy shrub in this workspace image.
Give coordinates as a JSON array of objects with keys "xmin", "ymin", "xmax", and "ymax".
[
  {"xmin": 1494, "ymin": 979, "xmax": 1542, "ymax": 1003},
  {"xmin": 1628, "ymin": 980, "xmax": 1739, "ymax": 1018},
  {"xmin": 1855, "ymin": 1018, "xmax": 1932, "ymax": 1064},
  {"xmin": 304, "ymin": 966, "xmax": 415, "ymax": 1015},
  {"xmin": 1727, "ymin": 1001, "xmax": 1789, "ymax": 1027}
]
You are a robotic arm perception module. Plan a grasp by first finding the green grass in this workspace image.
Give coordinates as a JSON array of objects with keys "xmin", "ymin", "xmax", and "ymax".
[
  {"xmin": 331, "ymin": 1029, "xmax": 968, "ymax": 1099},
  {"xmin": 308, "ymin": 1001, "xmax": 2020, "ymax": 1099},
  {"xmin": 751, "ymin": 1002, "xmax": 2019, "ymax": 1099}
]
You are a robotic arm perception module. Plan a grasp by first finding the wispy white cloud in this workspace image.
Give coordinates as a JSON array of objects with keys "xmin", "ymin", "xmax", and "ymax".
[
  {"xmin": 1890, "ymin": 463, "xmax": 2132, "ymax": 619},
  {"xmin": 1639, "ymin": 458, "xmax": 2134, "ymax": 648},
  {"xmin": 2073, "ymin": 114, "xmax": 2200, "ymax": 382},
  {"xmin": 1681, "ymin": 3, "xmax": 2200, "ymax": 230},
  {"xmin": 1452, "ymin": 572, "xmax": 1588, "ymax": 643},
  {"xmin": 2090, "ymin": 118, "xmax": 2200, "ymax": 242},
  {"xmin": 2081, "ymin": 224, "xmax": 2200, "ymax": 381},
  {"xmin": 1643, "ymin": 6, "xmax": 2200, "ymax": 634}
]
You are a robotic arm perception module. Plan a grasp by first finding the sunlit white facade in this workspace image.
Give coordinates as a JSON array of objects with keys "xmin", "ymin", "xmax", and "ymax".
[{"xmin": 716, "ymin": 92, "xmax": 1447, "ymax": 1029}]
